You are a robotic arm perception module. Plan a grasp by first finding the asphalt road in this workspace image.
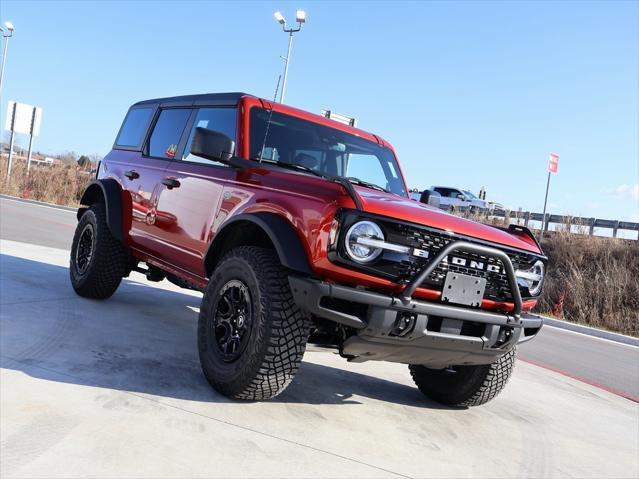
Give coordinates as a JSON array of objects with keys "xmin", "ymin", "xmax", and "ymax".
[
  {"xmin": 518, "ymin": 325, "xmax": 639, "ymax": 401},
  {"xmin": 1, "ymin": 196, "xmax": 637, "ymax": 401},
  {"xmin": 2, "ymin": 238, "xmax": 637, "ymax": 478},
  {"xmin": 0, "ymin": 196, "xmax": 76, "ymax": 250}
]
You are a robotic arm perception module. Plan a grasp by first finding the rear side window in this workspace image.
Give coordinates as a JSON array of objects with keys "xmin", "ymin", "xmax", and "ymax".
[
  {"xmin": 115, "ymin": 107, "xmax": 154, "ymax": 148},
  {"xmin": 147, "ymin": 109, "xmax": 191, "ymax": 159},
  {"xmin": 183, "ymin": 108, "xmax": 237, "ymax": 164}
]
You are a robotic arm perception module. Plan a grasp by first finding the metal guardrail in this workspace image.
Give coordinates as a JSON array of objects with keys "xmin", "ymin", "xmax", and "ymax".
[{"xmin": 440, "ymin": 206, "xmax": 639, "ymax": 240}]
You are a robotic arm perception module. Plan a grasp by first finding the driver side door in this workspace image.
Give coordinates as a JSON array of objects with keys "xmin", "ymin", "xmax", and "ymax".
[{"xmin": 153, "ymin": 107, "xmax": 239, "ymax": 276}]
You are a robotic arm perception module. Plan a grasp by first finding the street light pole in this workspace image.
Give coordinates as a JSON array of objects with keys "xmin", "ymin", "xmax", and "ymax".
[
  {"xmin": 274, "ymin": 10, "xmax": 306, "ymax": 104},
  {"xmin": 281, "ymin": 30, "xmax": 294, "ymax": 104},
  {"xmin": 0, "ymin": 21, "xmax": 15, "ymax": 98}
]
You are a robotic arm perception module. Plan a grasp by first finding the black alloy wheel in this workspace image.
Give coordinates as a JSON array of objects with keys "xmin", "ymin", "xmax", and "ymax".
[
  {"xmin": 212, "ymin": 279, "xmax": 253, "ymax": 362},
  {"xmin": 74, "ymin": 223, "xmax": 95, "ymax": 275}
]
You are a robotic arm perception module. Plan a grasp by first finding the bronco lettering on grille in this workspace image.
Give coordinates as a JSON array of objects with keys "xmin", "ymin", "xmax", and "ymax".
[{"xmin": 441, "ymin": 255, "xmax": 502, "ymax": 274}]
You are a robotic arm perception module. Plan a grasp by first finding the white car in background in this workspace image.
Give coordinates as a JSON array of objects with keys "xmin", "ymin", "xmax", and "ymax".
[
  {"xmin": 411, "ymin": 187, "xmax": 505, "ymax": 212},
  {"xmin": 431, "ymin": 186, "xmax": 489, "ymax": 211}
]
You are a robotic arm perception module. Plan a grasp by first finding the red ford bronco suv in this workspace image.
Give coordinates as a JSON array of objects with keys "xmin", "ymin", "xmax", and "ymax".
[{"xmin": 70, "ymin": 92, "xmax": 545, "ymax": 406}]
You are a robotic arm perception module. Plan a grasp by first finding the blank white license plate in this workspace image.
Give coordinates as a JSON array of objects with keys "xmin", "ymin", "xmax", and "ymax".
[{"xmin": 441, "ymin": 273, "xmax": 486, "ymax": 307}]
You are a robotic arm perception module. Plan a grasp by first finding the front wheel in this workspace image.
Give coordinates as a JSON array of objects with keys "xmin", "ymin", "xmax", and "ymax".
[
  {"xmin": 198, "ymin": 246, "xmax": 312, "ymax": 400},
  {"xmin": 69, "ymin": 202, "xmax": 127, "ymax": 299},
  {"xmin": 409, "ymin": 348, "xmax": 516, "ymax": 407}
]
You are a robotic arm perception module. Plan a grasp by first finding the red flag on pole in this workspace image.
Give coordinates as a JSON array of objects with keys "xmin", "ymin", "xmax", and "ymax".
[{"xmin": 548, "ymin": 153, "xmax": 559, "ymax": 174}]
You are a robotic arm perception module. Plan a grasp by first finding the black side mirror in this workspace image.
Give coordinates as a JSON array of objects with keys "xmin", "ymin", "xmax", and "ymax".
[
  {"xmin": 420, "ymin": 189, "xmax": 441, "ymax": 208},
  {"xmin": 190, "ymin": 127, "xmax": 235, "ymax": 164}
]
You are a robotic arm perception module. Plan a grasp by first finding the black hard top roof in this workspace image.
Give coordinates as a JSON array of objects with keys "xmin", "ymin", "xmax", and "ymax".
[{"xmin": 132, "ymin": 92, "xmax": 254, "ymax": 108}]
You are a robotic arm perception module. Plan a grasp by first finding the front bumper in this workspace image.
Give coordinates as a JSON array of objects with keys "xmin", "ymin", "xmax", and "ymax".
[{"xmin": 289, "ymin": 276, "xmax": 543, "ymax": 367}]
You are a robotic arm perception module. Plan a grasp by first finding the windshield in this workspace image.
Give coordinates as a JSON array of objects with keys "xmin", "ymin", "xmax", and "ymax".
[
  {"xmin": 249, "ymin": 108, "xmax": 407, "ymax": 196},
  {"xmin": 463, "ymin": 190, "xmax": 478, "ymax": 199}
]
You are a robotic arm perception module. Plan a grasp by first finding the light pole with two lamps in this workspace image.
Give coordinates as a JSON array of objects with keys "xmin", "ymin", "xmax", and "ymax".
[
  {"xmin": 0, "ymin": 20, "xmax": 15, "ymax": 98},
  {"xmin": 273, "ymin": 10, "xmax": 305, "ymax": 104}
]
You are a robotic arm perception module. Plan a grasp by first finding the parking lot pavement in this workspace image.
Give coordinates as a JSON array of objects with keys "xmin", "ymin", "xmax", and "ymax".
[{"xmin": 1, "ymin": 239, "xmax": 638, "ymax": 478}]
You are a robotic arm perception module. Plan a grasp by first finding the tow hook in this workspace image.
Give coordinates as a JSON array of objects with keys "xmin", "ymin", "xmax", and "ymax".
[{"xmin": 390, "ymin": 312, "xmax": 417, "ymax": 337}]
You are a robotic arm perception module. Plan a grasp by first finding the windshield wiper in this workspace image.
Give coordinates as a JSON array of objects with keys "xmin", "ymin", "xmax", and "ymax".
[
  {"xmin": 345, "ymin": 177, "xmax": 389, "ymax": 193},
  {"xmin": 250, "ymin": 158, "xmax": 327, "ymax": 179}
]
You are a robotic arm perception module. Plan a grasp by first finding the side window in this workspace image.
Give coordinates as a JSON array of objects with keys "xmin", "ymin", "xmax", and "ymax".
[
  {"xmin": 115, "ymin": 107, "xmax": 154, "ymax": 148},
  {"xmin": 183, "ymin": 108, "xmax": 237, "ymax": 164},
  {"xmin": 147, "ymin": 109, "xmax": 191, "ymax": 159}
]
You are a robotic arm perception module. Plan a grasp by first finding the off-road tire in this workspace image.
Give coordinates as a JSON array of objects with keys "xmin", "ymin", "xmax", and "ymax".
[
  {"xmin": 69, "ymin": 202, "xmax": 127, "ymax": 299},
  {"xmin": 198, "ymin": 246, "xmax": 312, "ymax": 400},
  {"xmin": 409, "ymin": 348, "xmax": 516, "ymax": 407}
]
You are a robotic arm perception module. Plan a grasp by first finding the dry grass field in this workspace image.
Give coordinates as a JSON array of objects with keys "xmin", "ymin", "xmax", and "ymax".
[
  {"xmin": 2, "ymin": 160, "xmax": 636, "ymax": 335},
  {"xmin": 537, "ymin": 232, "xmax": 638, "ymax": 336},
  {"xmin": 0, "ymin": 158, "xmax": 92, "ymax": 207}
]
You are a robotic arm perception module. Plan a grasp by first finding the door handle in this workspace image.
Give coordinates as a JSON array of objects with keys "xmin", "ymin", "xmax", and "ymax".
[
  {"xmin": 124, "ymin": 170, "xmax": 139, "ymax": 180},
  {"xmin": 162, "ymin": 177, "xmax": 181, "ymax": 189}
]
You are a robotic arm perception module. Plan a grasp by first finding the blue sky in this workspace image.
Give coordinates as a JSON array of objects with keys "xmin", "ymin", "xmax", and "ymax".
[{"xmin": 1, "ymin": 0, "xmax": 637, "ymax": 223}]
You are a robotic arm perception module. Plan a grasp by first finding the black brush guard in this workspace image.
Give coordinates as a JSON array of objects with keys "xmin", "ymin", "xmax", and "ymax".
[{"xmin": 290, "ymin": 240, "xmax": 543, "ymax": 366}]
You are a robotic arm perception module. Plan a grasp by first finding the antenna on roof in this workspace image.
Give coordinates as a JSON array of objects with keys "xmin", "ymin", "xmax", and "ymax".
[{"xmin": 258, "ymin": 75, "xmax": 281, "ymax": 164}]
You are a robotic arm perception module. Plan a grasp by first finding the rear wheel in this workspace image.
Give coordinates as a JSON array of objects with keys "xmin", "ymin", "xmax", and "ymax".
[
  {"xmin": 409, "ymin": 348, "xmax": 516, "ymax": 407},
  {"xmin": 69, "ymin": 202, "xmax": 127, "ymax": 299},
  {"xmin": 198, "ymin": 246, "xmax": 312, "ymax": 400}
]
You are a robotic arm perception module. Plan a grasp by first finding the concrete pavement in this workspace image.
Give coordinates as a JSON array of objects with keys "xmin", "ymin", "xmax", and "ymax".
[
  {"xmin": 1, "ymin": 239, "xmax": 638, "ymax": 478},
  {"xmin": 1, "ymin": 196, "xmax": 639, "ymax": 476}
]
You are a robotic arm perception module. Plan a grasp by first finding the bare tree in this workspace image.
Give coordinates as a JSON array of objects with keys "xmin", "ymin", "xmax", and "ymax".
[{"xmin": 57, "ymin": 151, "xmax": 78, "ymax": 165}]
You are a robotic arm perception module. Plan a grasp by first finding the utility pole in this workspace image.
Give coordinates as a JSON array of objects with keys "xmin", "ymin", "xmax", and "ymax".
[{"xmin": 273, "ymin": 10, "xmax": 306, "ymax": 103}]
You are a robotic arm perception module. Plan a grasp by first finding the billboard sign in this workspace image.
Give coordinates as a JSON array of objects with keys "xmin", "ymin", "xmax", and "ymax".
[{"xmin": 5, "ymin": 101, "xmax": 43, "ymax": 136}]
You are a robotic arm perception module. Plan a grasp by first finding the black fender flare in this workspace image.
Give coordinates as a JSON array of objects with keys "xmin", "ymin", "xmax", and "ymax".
[
  {"xmin": 77, "ymin": 179, "xmax": 125, "ymax": 242},
  {"xmin": 204, "ymin": 212, "xmax": 312, "ymax": 277}
]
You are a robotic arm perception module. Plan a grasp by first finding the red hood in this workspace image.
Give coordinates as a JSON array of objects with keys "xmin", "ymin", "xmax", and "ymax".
[{"xmin": 355, "ymin": 188, "xmax": 541, "ymax": 254}]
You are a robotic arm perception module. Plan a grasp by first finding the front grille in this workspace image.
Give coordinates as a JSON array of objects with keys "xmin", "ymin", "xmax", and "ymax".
[
  {"xmin": 332, "ymin": 211, "xmax": 545, "ymax": 304},
  {"xmin": 384, "ymin": 224, "xmax": 540, "ymax": 302}
]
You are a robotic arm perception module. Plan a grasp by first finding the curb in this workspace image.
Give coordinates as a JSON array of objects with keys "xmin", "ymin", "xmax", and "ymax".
[
  {"xmin": 542, "ymin": 316, "xmax": 639, "ymax": 347},
  {"xmin": 0, "ymin": 194, "xmax": 77, "ymax": 212}
]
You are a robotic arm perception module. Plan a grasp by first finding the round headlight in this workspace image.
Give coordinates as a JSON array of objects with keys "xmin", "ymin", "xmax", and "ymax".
[
  {"xmin": 518, "ymin": 260, "xmax": 545, "ymax": 296},
  {"xmin": 345, "ymin": 221, "xmax": 384, "ymax": 263}
]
